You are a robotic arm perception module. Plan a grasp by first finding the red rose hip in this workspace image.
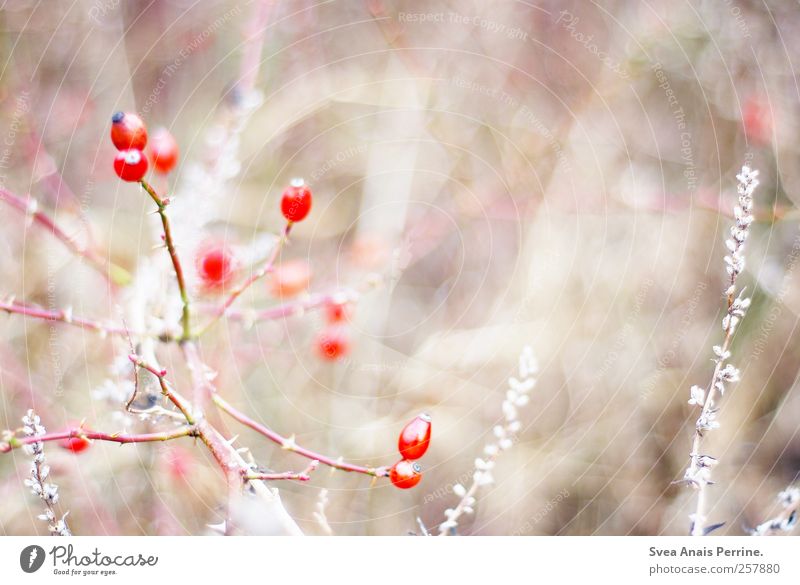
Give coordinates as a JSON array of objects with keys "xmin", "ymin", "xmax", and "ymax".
[
  {"xmin": 59, "ymin": 426, "xmax": 91, "ymax": 453},
  {"xmin": 325, "ymin": 301, "xmax": 350, "ymax": 323},
  {"xmin": 280, "ymin": 178, "xmax": 312, "ymax": 222},
  {"xmin": 398, "ymin": 413, "xmax": 431, "ymax": 460},
  {"xmin": 315, "ymin": 325, "xmax": 350, "ymax": 361},
  {"xmin": 110, "ymin": 111, "xmax": 148, "ymax": 150},
  {"xmin": 196, "ymin": 243, "xmax": 237, "ymax": 290},
  {"xmin": 113, "ymin": 149, "xmax": 148, "ymax": 181},
  {"xmin": 149, "ymin": 127, "xmax": 179, "ymax": 174},
  {"xmin": 389, "ymin": 459, "xmax": 422, "ymax": 489}
]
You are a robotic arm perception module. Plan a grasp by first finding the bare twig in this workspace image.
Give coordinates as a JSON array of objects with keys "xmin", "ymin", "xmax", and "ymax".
[
  {"xmin": 212, "ymin": 393, "xmax": 389, "ymax": 477},
  {"xmin": 0, "ymin": 298, "xmax": 133, "ymax": 337},
  {"xmin": 139, "ymin": 179, "xmax": 192, "ymax": 341},
  {"xmin": 0, "ymin": 187, "xmax": 131, "ymax": 285}
]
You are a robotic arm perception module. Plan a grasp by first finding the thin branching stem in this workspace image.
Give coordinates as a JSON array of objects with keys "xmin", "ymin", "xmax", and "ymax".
[
  {"xmin": 0, "ymin": 187, "xmax": 131, "ymax": 285},
  {"xmin": 139, "ymin": 179, "xmax": 192, "ymax": 341},
  {"xmin": 212, "ymin": 393, "xmax": 389, "ymax": 477}
]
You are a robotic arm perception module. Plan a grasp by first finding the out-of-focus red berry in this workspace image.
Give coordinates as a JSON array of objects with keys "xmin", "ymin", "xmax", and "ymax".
[
  {"xmin": 111, "ymin": 111, "xmax": 148, "ymax": 151},
  {"xmin": 325, "ymin": 301, "xmax": 350, "ymax": 323},
  {"xmin": 742, "ymin": 97, "xmax": 772, "ymax": 146},
  {"xmin": 280, "ymin": 179, "xmax": 312, "ymax": 222},
  {"xmin": 113, "ymin": 149, "xmax": 148, "ymax": 181},
  {"xmin": 196, "ymin": 243, "xmax": 237, "ymax": 290},
  {"xmin": 149, "ymin": 128, "xmax": 179, "ymax": 174},
  {"xmin": 315, "ymin": 325, "xmax": 350, "ymax": 361},
  {"xmin": 389, "ymin": 459, "xmax": 422, "ymax": 489},
  {"xmin": 59, "ymin": 426, "xmax": 91, "ymax": 453},
  {"xmin": 269, "ymin": 259, "xmax": 311, "ymax": 298},
  {"xmin": 398, "ymin": 413, "xmax": 431, "ymax": 460}
]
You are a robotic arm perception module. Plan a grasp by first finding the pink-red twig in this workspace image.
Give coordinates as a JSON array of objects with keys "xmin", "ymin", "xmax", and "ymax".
[
  {"xmin": 0, "ymin": 299, "xmax": 131, "ymax": 336},
  {"xmin": 139, "ymin": 179, "xmax": 192, "ymax": 340},
  {"xmin": 0, "ymin": 187, "xmax": 131, "ymax": 285},
  {"xmin": 212, "ymin": 393, "xmax": 388, "ymax": 477},
  {"xmin": 1, "ymin": 426, "xmax": 197, "ymax": 453}
]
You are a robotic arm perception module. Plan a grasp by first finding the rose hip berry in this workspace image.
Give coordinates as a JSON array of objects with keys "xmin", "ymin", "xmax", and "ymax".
[
  {"xmin": 280, "ymin": 178, "xmax": 312, "ymax": 223},
  {"xmin": 196, "ymin": 243, "xmax": 237, "ymax": 290},
  {"xmin": 325, "ymin": 301, "xmax": 350, "ymax": 323},
  {"xmin": 149, "ymin": 127, "xmax": 179, "ymax": 174},
  {"xmin": 389, "ymin": 459, "xmax": 422, "ymax": 489},
  {"xmin": 315, "ymin": 325, "xmax": 350, "ymax": 361},
  {"xmin": 398, "ymin": 413, "xmax": 431, "ymax": 460},
  {"xmin": 59, "ymin": 429, "xmax": 91, "ymax": 454},
  {"xmin": 113, "ymin": 149, "xmax": 149, "ymax": 182},
  {"xmin": 269, "ymin": 259, "xmax": 311, "ymax": 298},
  {"xmin": 110, "ymin": 111, "xmax": 148, "ymax": 151}
]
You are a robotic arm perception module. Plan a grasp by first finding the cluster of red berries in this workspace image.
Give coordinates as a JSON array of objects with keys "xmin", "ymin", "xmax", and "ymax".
[
  {"xmin": 389, "ymin": 413, "xmax": 431, "ymax": 489},
  {"xmin": 111, "ymin": 112, "xmax": 179, "ymax": 181}
]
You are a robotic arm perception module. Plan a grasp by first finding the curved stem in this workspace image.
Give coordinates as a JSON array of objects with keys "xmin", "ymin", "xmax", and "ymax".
[
  {"xmin": 0, "ymin": 187, "xmax": 131, "ymax": 285},
  {"xmin": 212, "ymin": 393, "xmax": 388, "ymax": 477},
  {"xmin": 139, "ymin": 180, "xmax": 192, "ymax": 341}
]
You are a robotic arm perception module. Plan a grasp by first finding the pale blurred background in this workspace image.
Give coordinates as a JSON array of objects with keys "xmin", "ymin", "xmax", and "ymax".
[{"xmin": 1, "ymin": 0, "xmax": 799, "ymax": 535}]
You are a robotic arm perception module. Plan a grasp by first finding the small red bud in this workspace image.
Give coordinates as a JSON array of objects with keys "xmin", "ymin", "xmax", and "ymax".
[{"xmin": 149, "ymin": 127, "xmax": 179, "ymax": 174}]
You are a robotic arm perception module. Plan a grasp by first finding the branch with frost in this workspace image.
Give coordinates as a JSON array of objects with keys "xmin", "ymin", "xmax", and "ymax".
[
  {"xmin": 17, "ymin": 410, "xmax": 71, "ymax": 536},
  {"xmin": 438, "ymin": 345, "xmax": 538, "ymax": 535},
  {"xmin": 682, "ymin": 165, "xmax": 759, "ymax": 536},
  {"xmin": 750, "ymin": 486, "xmax": 800, "ymax": 535}
]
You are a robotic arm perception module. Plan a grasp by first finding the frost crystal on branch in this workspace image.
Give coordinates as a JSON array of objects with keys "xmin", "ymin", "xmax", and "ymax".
[
  {"xmin": 438, "ymin": 345, "xmax": 538, "ymax": 535},
  {"xmin": 21, "ymin": 410, "xmax": 71, "ymax": 536},
  {"xmin": 684, "ymin": 165, "xmax": 759, "ymax": 537}
]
